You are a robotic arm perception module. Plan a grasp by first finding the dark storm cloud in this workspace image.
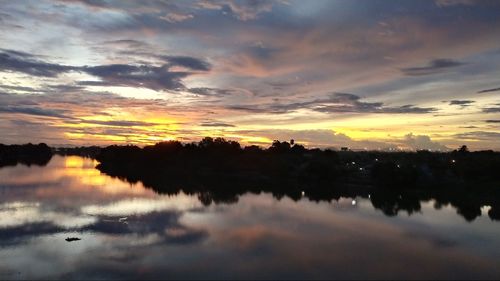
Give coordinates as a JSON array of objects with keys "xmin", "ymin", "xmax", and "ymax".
[
  {"xmin": 477, "ymin": 87, "xmax": 500, "ymax": 93},
  {"xmin": 0, "ymin": 49, "xmax": 211, "ymax": 91},
  {"xmin": 401, "ymin": 59, "xmax": 465, "ymax": 76},
  {"xmin": 0, "ymin": 105, "xmax": 70, "ymax": 119},
  {"xmin": 228, "ymin": 93, "xmax": 437, "ymax": 114},
  {"xmin": 449, "ymin": 100, "xmax": 475, "ymax": 107}
]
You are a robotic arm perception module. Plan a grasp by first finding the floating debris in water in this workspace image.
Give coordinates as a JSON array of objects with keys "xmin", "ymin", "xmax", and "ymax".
[{"xmin": 65, "ymin": 237, "xmax": 81, "ymax": 242}]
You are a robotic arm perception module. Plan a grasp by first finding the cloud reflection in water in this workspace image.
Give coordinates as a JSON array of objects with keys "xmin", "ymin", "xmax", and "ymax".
[{"xmin": 0, "ymin": 156, "xmax": 499, "ymax": 279}]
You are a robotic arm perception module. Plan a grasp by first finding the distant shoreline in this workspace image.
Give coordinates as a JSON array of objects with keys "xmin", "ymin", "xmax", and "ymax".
[{"xmin": 2, "ymin": 139, "xmax": 499, "ymax": 222}]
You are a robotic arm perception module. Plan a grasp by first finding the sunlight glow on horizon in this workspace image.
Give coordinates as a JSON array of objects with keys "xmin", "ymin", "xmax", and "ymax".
[{"xmin": 0, "ymin": 0, "xmax": 499, "ymax": 150}]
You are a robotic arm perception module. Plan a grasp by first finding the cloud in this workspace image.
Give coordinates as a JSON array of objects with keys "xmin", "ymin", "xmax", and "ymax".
[
  {"xmin": 0, "ymin": 222, "xmax": 63, "ymax": 247},
  {"xmin": 0, "ymin": 105, "xmax": 70, "ymax": 119},
  {"xmin": 200, "ymin": 121, "xmax": 236, "ymax": 127},
  {"xmin": 312, "ymin": 93, "xmax": 436, "ymax": 114},
  {"xmin": 56, "ymin": 0, "xmax": 110, "ymax": 9},
  {"xmin": 482, "ymin": 106, "xmax": 500, "ymax": 113},
  {"xmin": 188, "ymin": 87, "xmax": 234, "ymax": 97},
  {"xmin": 402, "ymin": 133, "xmax": 449, "ymax": 151},
  {"xmin": 163, "ymin": 56, "xmax": 212, "ymax": 71},
  {"xmin": 102, "ymin": 39, "xmax": 150, "ymax": 49},
  {"xmin": 449, "ymin": 100, "xmax": 475, "ymax": 108},
  {"xmin": 485, "ymin": 120, "xmax": 500, "ymax": 123},
  {"xmin": 58, "ymin": 0, "xmax": 281, "ymax": 22},
  {"xmin": 234, "ymin": 129, "xmax": 449, "ymax": 151},
  {"xmin": 0, "ymin": 90, "xmax": 211, "ymax": 145},
  {"xmin": 196, "ymin": 0, "xmax": 283, "ymax": 21},
  {"xmin": 477, "ymin": 87, "xmax": 500, "ymax": 93},
  {"xmin": 231, "ymin": 129, "xmax": 388, "ymax": 149},
  {"xmin": 82, "ymin": 64, "xmax": 189, "ymax": 91},
  {"xmin": 0, "ymin": 48, "xmax": 37, "ymax": 59},
  {"xmin": 459, "ymin": 125, "xmax": 479, "ymax": 129},
  {"xmin": 0, "ymin": 49, "xmax": 74, "ymax": 77},
  {"xmin": 2, "ymin": 1, "xmax": 500, "ymax": 149},
  {"xmin": 98, "ymin": 47, "xmax": 213, "ymax": 70},
  {"xmin": 228, "ymin": 93, "xmax": 437, "ymax": 114},
  {"xmin": 79, "ymin": 120, "xmax": 157, "ymax": 127},
  {"xmin": 242, "ymin": 129, "xmax": 355, "ymax": 147},
  {"xmin": 0, "ymin": 84, "xmax": 41, "ymax": 93},
  {"xmin": 435, "ymin": 0, "xmax": 477, "ymax": 7},
  {"xmin": 455, "ymin": 131, "xmax": 500, "ymax": 141},
  {"xmin": 224, "ymin": 0, "xmax": 276, "ymax": 21},
  {"xmin": 160, "ymin": 12, "xmax": 194, "ymax": 23},
  {"xmin": 81, "ymin": 211, "xmax": 208, "ymax": 245},
  {"xmin": 377, "ymin": 105, "xmax": 438, "ymax": 114},
  {"xmin": 400, "ymin": 59, "xmax": 465, "ymax": 76},
  {"xmin": 0, "ymin": 49, "xmax": 211, "ymax": 91}
]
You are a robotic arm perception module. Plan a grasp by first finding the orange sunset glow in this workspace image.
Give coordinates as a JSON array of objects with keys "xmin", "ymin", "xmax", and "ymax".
[{"xmin": 1, "ymin": 0, "xmax": 500, "ymax": 150}]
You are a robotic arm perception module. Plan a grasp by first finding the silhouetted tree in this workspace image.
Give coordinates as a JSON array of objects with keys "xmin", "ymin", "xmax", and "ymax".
[
  {"xmin": 268, "ymin": 140, "xmax": 291, "ymax": 153},
  {"xmin": 90, "ymin": 138, "xmax": 500, "ymax": 222},
  {"xmin": 0, "ymin": 143, "xmax": 53, "ymax": 167}
]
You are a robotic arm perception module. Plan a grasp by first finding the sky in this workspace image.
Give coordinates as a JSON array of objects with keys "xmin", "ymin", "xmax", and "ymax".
[{"xmin": 0, "ymin": 0, "xmax": 499, "ymax": 150}]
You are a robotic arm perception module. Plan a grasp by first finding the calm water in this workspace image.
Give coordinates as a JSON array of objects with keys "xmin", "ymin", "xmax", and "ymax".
[{"xmin": 0, "ymin": 156, "xmax": 499, "ymax": 280}]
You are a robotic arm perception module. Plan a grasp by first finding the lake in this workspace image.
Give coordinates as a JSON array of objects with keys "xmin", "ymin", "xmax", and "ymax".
[{"xmin": 0, "ymin": 156, "xmax": 499, "ymax": 279}]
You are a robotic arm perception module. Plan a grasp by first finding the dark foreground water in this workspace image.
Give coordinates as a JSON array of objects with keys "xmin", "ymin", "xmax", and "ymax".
[{"xmin": 0, "ymin": 156, "xmax": 499, "ymax": 280}]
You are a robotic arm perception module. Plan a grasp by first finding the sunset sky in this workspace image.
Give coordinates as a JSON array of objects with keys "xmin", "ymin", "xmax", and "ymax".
[{"xmin": 1, "ymin": 0, "xmax": 499, "ymax": 150}]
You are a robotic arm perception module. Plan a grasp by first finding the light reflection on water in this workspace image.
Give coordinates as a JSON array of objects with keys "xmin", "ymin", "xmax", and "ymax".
[{"xmin": 0, "ymin": 156, "xmax": 499, "ymax": 279}]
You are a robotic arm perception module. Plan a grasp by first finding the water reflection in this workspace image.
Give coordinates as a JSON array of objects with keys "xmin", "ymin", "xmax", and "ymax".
[{"xmin": 0, "ymin": 156, "xmax": 500, "ymax": 279}]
